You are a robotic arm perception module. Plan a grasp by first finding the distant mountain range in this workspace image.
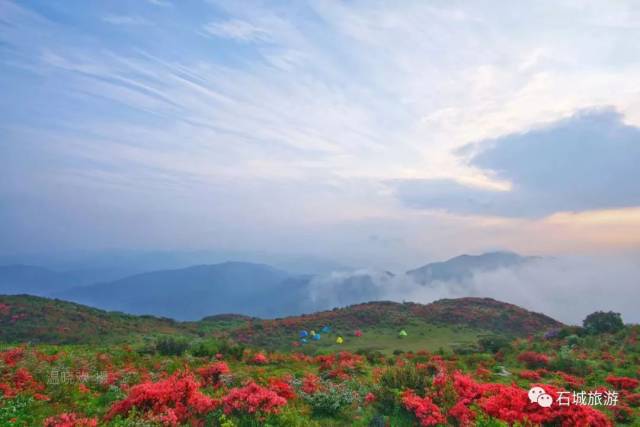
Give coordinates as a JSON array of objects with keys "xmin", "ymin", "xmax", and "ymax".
[
  {"xmin": 407, "ymin": 251, "xmax": 538, "ymax": 285},
  {"xmin": 0, "ymin": 265, "xmax": 92, "ymax": 295},
  {"xmin": 0, "ymin": 251, "xmax": 538, "ymax": 320},
  {"xmin": 54, "ymin": 262, "xmax": 308, "ymax": 320}
]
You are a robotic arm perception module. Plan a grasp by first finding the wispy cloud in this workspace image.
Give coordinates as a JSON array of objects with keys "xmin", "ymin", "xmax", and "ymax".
[
  {"xmin": 102, "ymin": 15, "xmax": 150, "ymax": 26},
  {"xmin": 202, "ymin": 19, "xmax": 270, "ymax": 42},
  {"xmin": 146, "ymin": 0, "xmax": 172, "ymax": 7},
  {"xmin": 1, "ymin": 0, "xmax": 640, "ymax": 266}
]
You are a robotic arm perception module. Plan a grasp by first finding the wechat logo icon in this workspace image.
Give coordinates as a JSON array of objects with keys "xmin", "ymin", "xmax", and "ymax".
[{"xmin": 529, "ymin": 386, "xmax": 553, "ymax": 408}]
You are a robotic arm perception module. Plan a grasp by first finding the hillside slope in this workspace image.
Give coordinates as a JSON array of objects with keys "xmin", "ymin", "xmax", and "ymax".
[
  {"xmin": 0, "ymin": 295, "xmax": 562, "ymax": 346},
  {"xmin": 0, "ymin": 294, "xmax": 192, "ymax": 344},
  {"xmin": 231, "ymin": 297, "xmax": 562, "ymax": 348}
]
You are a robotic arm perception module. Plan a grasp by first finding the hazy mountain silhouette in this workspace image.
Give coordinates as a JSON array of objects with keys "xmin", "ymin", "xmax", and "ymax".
[
  {"xmin": 406, "ymin": 251, "xmax": 537, "ymax": 285},
  {"xmin": 0, "ymin": 265, "xmax": 88, "ymax": 295},
  {"xmin": 55, "ymin": 262, "xmax": 307, "ymax": 320},
  {"xmin": 1, "ymin": 252, "xmax": 541, "ymax": 320}
]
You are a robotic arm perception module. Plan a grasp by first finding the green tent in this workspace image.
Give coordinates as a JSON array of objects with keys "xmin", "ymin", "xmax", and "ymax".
[{"xmin": 398, "ymin": 330, "xmax": 408, "ymax": 337}]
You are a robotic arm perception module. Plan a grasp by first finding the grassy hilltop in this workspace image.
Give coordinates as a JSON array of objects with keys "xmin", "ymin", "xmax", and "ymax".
[{"xmin": 0, "ymin": 295, "xmax": 638, "ymax": 426}]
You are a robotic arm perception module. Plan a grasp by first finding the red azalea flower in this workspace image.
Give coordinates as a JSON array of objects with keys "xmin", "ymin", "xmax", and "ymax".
[
  {"xmin": 268, "ymin": 378, "xmax": 296, "ymax": 400},
  {"xmin": 43, "ymin": 413, "xmax": 98, "ymax": 427},
  {"xmin": 252, "ymin": 353, "xmax": 269, "ymax": 364},
  {"xmin": 402, "ymin": 389, "xmax": 446, "ymax": 426},
  {"xmin": 606, "ymin": 376, "xmax": 639, "ymax": 391},
  {"xmin": 106, "ymin": 372, "xmax": 219, "ymax": 425},
  {"xmin": 517, "ymin": 351, "xmax": 550, "ymax": 368},
  {"xmin": 197, "ymin": 362, "xmax": 230, "ymax": 388},
  {"xmin": 222, "ymin": 381, "xmax": 287, "ymax": 415}
]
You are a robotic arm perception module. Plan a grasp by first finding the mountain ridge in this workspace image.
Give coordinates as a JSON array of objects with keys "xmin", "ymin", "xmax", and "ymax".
[
  {"xmin": 2, "ymin": 251, "xmax": 541, "ymax": 320},
  {"xmin": 0, "ymin": 294, "xmax": 563, "ymax": 345},
  {"xmin": 406, "ymin": 251, "xmax": 538, "ymax": 285}
]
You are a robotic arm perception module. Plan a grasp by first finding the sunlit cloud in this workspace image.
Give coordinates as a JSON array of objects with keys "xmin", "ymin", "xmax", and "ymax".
[{"xmin": 0, "ymin": 0, "xmax": 639, "ymax": 268}]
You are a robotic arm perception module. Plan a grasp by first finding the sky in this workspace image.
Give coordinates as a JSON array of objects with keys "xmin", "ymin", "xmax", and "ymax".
[{"xmin": 2, "ymin": 0, "xmax": 640, "ymax": 270}]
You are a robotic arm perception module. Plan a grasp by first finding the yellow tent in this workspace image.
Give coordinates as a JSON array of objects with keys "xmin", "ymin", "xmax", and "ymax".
[
  {"xmin": 310, "ymin": 330, "xmax": 316, "ymax": 336},
  {"xmin": 336, "ymin": 336, "xmax": 344, "ymax": 344}
]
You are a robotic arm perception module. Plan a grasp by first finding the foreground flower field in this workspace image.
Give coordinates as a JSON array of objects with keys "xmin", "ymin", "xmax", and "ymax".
[{"xmin": 1, "ymin": 321, "xmax": 639, "ymax": 426}]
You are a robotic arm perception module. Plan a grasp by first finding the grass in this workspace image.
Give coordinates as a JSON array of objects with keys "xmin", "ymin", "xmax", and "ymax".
[{"xmin": 279, "ymin": 321, "xmax": 489, "ymax": 355}]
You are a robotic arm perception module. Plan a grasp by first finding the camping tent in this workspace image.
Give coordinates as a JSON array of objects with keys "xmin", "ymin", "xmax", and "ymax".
[
  {"xmin": 398, "ymin": 330, "xmax": 408, "ymax": 337},
  {"xmin": 321, "ymin": 326, "xmax": 331, "ymax": 333},
  {"xmin": 312, "ymin": 334, "xmax": 321, "ymax": 341},
  {"xmin": 354, "ymin": 330, "xmax": 363, "ymax": 337},
  {"xmin": 299, "ymin": 330, "xmax": 309, "ymax": 338},
  {"xmin": 336, "ymin": 336, "xmax": 344, "ymax": 344}
]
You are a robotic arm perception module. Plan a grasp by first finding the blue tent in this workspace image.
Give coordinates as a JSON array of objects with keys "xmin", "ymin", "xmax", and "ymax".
[
  {"xmin": 321, "ymin": 325, "xmax": 331, "ymax": 333},
  {"xmin": 301, "ymin": 338, "xmax": 308, "ymax": 344},
  {"xmin": 299, "ymin": 330, "xmax": 309, "ymax": 338},
  {"xmin": 312, "ymin": 333, "xmax": 321, "ymax": 341}
]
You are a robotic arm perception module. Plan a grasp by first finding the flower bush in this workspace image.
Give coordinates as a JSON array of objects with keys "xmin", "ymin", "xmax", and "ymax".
[
  {"xmin": 106, "ymin": 372, "xmax": 219, "ymax": 425},
  {"xmin": 606, "ymin": 376, "xmax": 639, "ymax": 391},
  {"xmin": 221, "ymin": 381, "xmax": 287, "ymax": 416},
  {"xmin": 197, "ymin": 361, "xmax": 230, "ymax": 388},
  {"xmin": 43, "ymin": 413, "xmax": 98, "ymax": 427},
  {"xmin": 401, "ymin": 390, "xmax": 446, "ymax": 426},
  {"xmin": 517, "ymin": 351, "xmax": 550, "ymax": 368},
  {"xmin": 252, "ymin": 352, "xmax": 269, "ymax": 365}
]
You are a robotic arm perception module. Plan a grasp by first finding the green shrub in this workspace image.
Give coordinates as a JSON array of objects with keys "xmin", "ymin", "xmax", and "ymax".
[
  {"xmin": 376, "ymin": 364, "xmax": 432, "ymax": 414},
  {"xmin": 0, "ymin": 396, "xmax": 37, "ymax": 426},
  {"xmin": 452, "ymin": 344, "xmax": 480, "ymax": 355},
  {"xmin": 299, "ymin": 380, "xmax": 363, "ymax": 416},
  {"xmin": 478, "ymin": 335, "xmax": 511, "ymax": 353},
  {"xmin": 155, "ymin": 336, "xmax": 189, "ymax": 356},
  {"xmin": 190, "ymin": 339, "xmax": 220, "ymax": 357},
  {"xmin": 583, "ymin": 311, "xmax": 624, "ymax": 335},
  {"xmin": 549, "ymin": 347, "xmax": 591, "ymax": 376}
]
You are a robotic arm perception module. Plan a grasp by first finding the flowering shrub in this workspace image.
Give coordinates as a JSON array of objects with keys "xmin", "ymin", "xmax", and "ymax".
[
  {"xmin": 197, "ymin": 362, "xmax": 230, "ymax": 388},
  {"xmin": 316, "ymin": 352, "xmax": 364, "ymax": 379},
  {"xmin": 556, "ymin": 372, "xmax": 584, "ymax": 388},
  {"xmin": 517, "ymin": 351, "xmax": 550, "ymax": 368},
  {"xmin": 401, "ymin": 390, "xmax": 446, "ymax": 426},
  {"xmin": 612, "ymin": 405, "xmax": 634, "ymax": 423},
  {"xmin": 43, "ymin": 413, "xmax": 98, "ymax": 427},
  {"xmin": 1, "ymin": 347, "xmax": 25, "ymax": 366},
  {"xmin": 518, "ymin": 370, "xmax": 541, "ymax": 381},
  {"xmin": 475, "ymin": 366, "xmax": 491, "ymax": 379},
  {"xmin": 301, "ymin": 373, "xmax": 321, "ymax": 394},
  {"xmin": 0, "ymin": 368, "xmax": 44, "ymax": 398},
  {"xmin": 106, "ymin": 372, "xmax": 219, "ymax": 425},
  {"xmin": 606, "ymin": 376, "xmax": 639, "ymax": 391},
  {"xmin": 364, "ymin": 392, "xmax": 376, "ymax": 405},
  {"xmin": 268, "ymin": 378, "xmax": 296, "ymax": 400},
  {"xmin": 222, "ymin": 382, "xmax": 287, "ymax": 416},
  {"xmin": 252, "ymin": 352, "xmax": 268, "ymax": 364},
  {"xmin": 450, "ymin": 372, "xmax": 612, "ymax": 427}
]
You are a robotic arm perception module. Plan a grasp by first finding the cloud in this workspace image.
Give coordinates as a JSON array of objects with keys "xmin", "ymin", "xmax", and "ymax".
[
  {"xmin": 2, "ymin": 1, "xmax": 640, "ymax": 265},
  {"xmin": 304, "ymin": 256, "xmax": 640, "ymax": 324},
  {"xmin": 146, "ymin": 0, "xmax": 172, "ymax": 7},
  {"xmin": 102, "ymin": 15, "xmax": 150, "ymax": 26},
  {"xmin": 392, "ymin": 108, "xmax": 640, "ymax": 217},
  {"xmin": 202, "ymin": 19, "xmax": 270, "ymax": 42}
]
